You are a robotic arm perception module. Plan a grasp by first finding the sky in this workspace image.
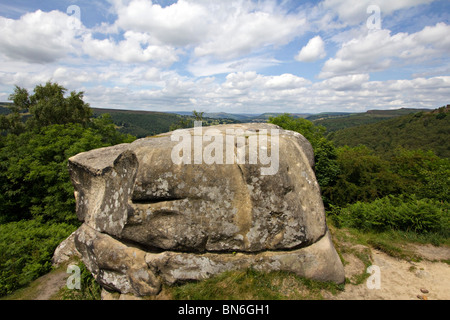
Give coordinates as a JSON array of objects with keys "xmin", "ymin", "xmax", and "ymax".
[{"xmin": 0, "ymin": 0, "xmax": 449, "ymax": 114}]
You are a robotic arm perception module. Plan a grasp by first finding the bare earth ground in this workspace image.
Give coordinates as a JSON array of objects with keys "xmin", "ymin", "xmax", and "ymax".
[
  {"xmin": 326, "ymin": 244, "xmax": 450, "ymax": 300},
  {"xmin": 34, "ymin": 270, "xmax": 69, "ymax": 300},
  {"xmin": 20, "ymin": 243, "xmax": 450, "ymax": 300}
]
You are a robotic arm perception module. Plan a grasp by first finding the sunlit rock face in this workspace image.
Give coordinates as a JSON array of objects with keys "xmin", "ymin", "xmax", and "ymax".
[{"xmin": 58, "ymin": 123, "xmax": 344, "ymax": 297}]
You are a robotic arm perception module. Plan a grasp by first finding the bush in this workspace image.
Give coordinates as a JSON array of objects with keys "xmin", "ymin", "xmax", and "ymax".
[
  {"xmin": 324, "ymin": 146, "xmax": 402, "ymax": 207},
  {"xmin": 0, "ymin": 120, "xmax": 135, "ymax": 224},
  {"xmin": 268, "ymin": 114, "xmax": 340, "ymax": 203},
  {"xmin": 390, "ymin": 148, "xmax": 450, "ymax": 203},
  {"xmin": 61, "ymin": 262, "xmax": 102, "ymax": 300},
  {"xmin": 0, "ymin": 219, "xmax": 77, "ymax": 296},
  {"xmin": 331, "ymin": 195, "xmax": 449, "ymax": 236}
]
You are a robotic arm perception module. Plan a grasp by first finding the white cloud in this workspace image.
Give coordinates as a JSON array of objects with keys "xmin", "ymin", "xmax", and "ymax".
[
  {"xmin": 194, "ymin": 8, "xmax": 307, "ymax": 60},
  {"xmin": 295, "ymin": 36, "xmax": 327, "ymax": 62},
  {"xmin": 320, "ymin": 23, "xmax": 450, "ymax": 78},
  {"xmin": 0, "ymin": 0, "xmax": 448, "ymax": 116},
  {"xmin": 114, "ymin": 0, "xmax": 209, "ymax": 46},
  {"xmin": 317, "ymin": 74, "xmax": 370, "ymax": 91},
  {"xmin": 110, "ymin": 0, "xmax": 307, "ymax": 60},
  {"xmin": 82, "ymin": 31, "xmax": 179, "ymax": 66},
  {"xmin": 187, "ymin": 56, "xmax": 281, "ymax": 77},
  {"xmin": 0, "ymin": 10, "xmax": 81, "ymax": 64}
]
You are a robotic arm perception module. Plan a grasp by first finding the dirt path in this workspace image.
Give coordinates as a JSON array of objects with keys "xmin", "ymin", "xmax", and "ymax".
[
  {"xmin": 33, "ymin": 269, "xmax": 69, "ymax": 300},
  {"xmin": 326, "ymin": 244, "xmax": 450, "ymax": 300}
]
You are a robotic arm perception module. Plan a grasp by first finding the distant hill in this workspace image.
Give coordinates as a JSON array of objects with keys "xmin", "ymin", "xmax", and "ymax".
[
  {"xmin": 165, "ymin": 111, "xmax": 255, "ymax": 122},
  {"xmin": 0, "ymin": 103, "xmax": 13, "ymax": 115},
  {"xmin": 329, "ymin": 106, "xmax": 450, "ymax": 158},
  {"xmin": 200, "ymin": 112, "xmax": 255, "ymax": 122},
  {"xmin": 92, "ymin": 108, "xmax": 182, "ymax": 138},
  {"xmin": 306, "ymin": 112, "xmax": 353, "ymax": 122},
  {"xmin": 93, "ymin": 108, "xmax": 241, "ymax": 138},
  {"xmin": 167, "ymin": 111, "xmax": 312, "ymax": 123},
  {"xmin": 312, "ymin": 108, "xmax": 430, "ymax": 132},
  {"xmin": 252, "ymin": 113, "xmax": 311, "ymax": 122}
]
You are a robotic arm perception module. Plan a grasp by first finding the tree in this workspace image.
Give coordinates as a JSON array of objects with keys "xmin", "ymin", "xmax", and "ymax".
[
  {"xmin": 0, "ymin": 123, "xmax": 133, "ymax": 224},
  {"xmin": 268, "ymin": 114, "xmax": 340, "ymax": 206},
  {"xmin": 0, "ymin": 86, "xmax": 29, "ymax": 135},
  {"xmin": 390, "ymin": 148, "xmax": 450, "ymax": 202},
  {"xmin": 269, "ymin": 113, "xmax": 326, "ymax": 147},
  {"xmin": 325, "ymin": 146, "xmax": 402, "ymax": 207},
  {"xmin": 1, "ymin": 82, "xmax": 92, "ymax": 134},
  {"xmin": 0, "ymin": 82, "xmax": 135, "ymax": 224},
  {"xmin": 193, "ymin": 110, "xmax": 204, "ymax": 122},
  {"xmin": 169, "ymin": 117, "xmax": 193, "ymax": 131}
]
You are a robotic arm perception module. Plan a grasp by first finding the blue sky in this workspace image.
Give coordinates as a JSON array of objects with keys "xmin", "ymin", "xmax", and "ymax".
[{"xmin": 0, "ymin": 0, "xmax": 448, "ymax": 114}]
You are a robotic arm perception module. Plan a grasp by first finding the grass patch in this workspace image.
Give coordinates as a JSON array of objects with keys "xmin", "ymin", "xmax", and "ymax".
[
  {"xmin": 0, "ymin": 266, "xmax": 65, "ymax": 300},
  {"xmin": 170, "ymin": 268, "xmax": 344, "ymax": 300},
  {"xmin": 59, "ymin": 262, "xmax": 102, "ymax": 300},
  {"xmin": 331, "ymin": 223, "xmax": 422, "ymax": 262}
]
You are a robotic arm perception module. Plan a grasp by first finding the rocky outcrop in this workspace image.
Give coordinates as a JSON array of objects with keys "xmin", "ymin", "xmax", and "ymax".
[{"xmin": 57, "ymin": 123, "xmax": 345, "ymax": 297}]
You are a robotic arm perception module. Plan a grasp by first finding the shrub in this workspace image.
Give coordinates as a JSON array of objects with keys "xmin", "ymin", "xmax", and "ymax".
[
  {"xmin": 61, "ymin": 262, "xmax": 102, "ymax": 300},
  {"xmin": 331, "ymin": 195, "xmax": 449, "ymax": 236},
  {"xmin": 0, "ymin": 219, "xmax": 77, "ymax": 296}
]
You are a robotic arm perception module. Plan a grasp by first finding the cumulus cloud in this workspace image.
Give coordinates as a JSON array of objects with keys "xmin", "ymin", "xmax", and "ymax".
[
  {"xmin": 318, "ymin": 74, "xmax": 370, "ymax": 91},
  {"xmin": 194, "ymin": 6, "xmax": 307, "ymax": 60},
  {"xmin": 82, "ymin": 31, "xmax": 178, "ymax": 66},
  {"xmin": 114, "ymin": 0, "xmax": 209, "ymax": 46},
  {"xmin": 109, "ymin": 0, "xmax": 307, "ymax": 60},
  {"xmin": 295, "ymin": 36, "xmax": 327, "ymax": 62},
  {"xmin": 319, "ymin": 23, "xmax": 450, "ymax": 78},
  {"xmin": 0, "ymin": 0, "xmax": 448, "ymax": 115},
  {"xmin": 0, "ymin": 10, "xmax": 81, "ymax": 64}
]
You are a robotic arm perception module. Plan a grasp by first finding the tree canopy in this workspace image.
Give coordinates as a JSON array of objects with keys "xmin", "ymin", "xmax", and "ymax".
[
  {"xmin": 1, "ymin": 82, "xmax": 92, "ymax": 135},
  {"xmin": 0, "ymin": 82, "xmax": 135, "ymax": 224}
]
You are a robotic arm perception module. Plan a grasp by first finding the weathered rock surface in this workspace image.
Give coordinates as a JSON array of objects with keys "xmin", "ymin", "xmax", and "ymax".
[
  {"xmin": 51, "ymin": 231, "xmax": 81, "ymax": 267},
  {"xmin": 61, "ymin": 123, "xmax": 345, "ymax": 297}
]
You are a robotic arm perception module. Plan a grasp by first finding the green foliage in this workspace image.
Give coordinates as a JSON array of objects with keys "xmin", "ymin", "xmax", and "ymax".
[
  {"xmin": 0, "ymin": 82, "xmax": 137, "ymax": 297},
  {"xmin": 324, "ymin": 146, "xmax": 402, "ymax": 207},
  {"xmin": 192, "ymin": 110, "xmax": 204, "ymax": 122},
  {"xmin": 0, "ymin": 82, "xmax": 136, "ymax": 224},
  {"xmin": 330, "ymin": 107, "xmax": 450, "ymax": 158},
  {"xmin": 0, "ymin": 219, "xmax": 77, "ymax": 296},
  {"xmin": 170, "ymin": 116, "xmax": 194, "ymax": 131},
  {"xmin": 1, "ymin": 82, "xmax": 92, "ymax": 135},
  {"xmin": 390, "ymin": 148, "xmax": 450, "ymax": 202},
  {"xmin": 0, "ymin": 122, "xmax": 133, "ymax": 224},
  {"xmin": 172, "ymin": 268, "xmax": 343, "ymax": 300},
  {"xmin": 169, "ymin": 112, "xmax": 241, "ymax": 132},
  {"xmin": 313, "ymin": 137, "xmax": 340, "ymax": 204},
  {"xmin": 330, "ymin": 195, "xmax": 449, "ymax": 236},
  {"xmin": 325, "ymin": 146, "xmax": 450, "ymax": 207},
  {"xmin": 61, "ymin": 262, "xmax": 102, "ymax": 300},
  {"xmin": 93, "ymin": 108, "xmax": 181, "ymax": 138},
  {"xmin": 269, "ymin": 113, "xmax": 326, "ymax": 146},
  {"xmin": 268, "ymin": 114, "xmax": 340, "ymax": 201},
  {"xmin": 313, "ymin": 108, "xmax": 428, "ymax": 133}
]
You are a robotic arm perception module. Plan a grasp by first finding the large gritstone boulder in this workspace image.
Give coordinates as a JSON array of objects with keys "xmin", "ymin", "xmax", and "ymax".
[{"xmin": 58, "ymin": 123, "xmax": 345, "ymax": 297}]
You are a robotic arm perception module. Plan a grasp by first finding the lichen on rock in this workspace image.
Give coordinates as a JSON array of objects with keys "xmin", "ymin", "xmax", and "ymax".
[{"xmin": 54, "ymin": 123, "xmax": 345, "ymax": 297}]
